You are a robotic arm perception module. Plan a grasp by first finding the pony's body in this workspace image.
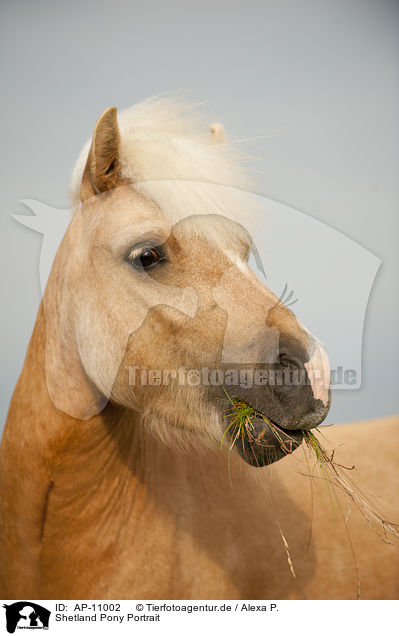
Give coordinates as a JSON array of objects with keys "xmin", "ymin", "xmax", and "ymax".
[
  {"xmin": 0, "ymin": 98, "xmax": 397, "ymax": 599},
  {"xmin": 1, "ymin": 312, "xmax": 398, "ymax": 599}
]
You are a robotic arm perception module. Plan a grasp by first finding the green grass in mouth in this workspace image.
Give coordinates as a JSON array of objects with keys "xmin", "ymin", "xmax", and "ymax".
[{"xmin": 222, "ymin": 389, "xmax": 399, "ymax": 548}]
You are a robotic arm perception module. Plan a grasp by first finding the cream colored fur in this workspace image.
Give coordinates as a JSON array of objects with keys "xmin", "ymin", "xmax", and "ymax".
[{"xmin": 71, "ymin": 97, "xmax": 261, "ymax": 235}]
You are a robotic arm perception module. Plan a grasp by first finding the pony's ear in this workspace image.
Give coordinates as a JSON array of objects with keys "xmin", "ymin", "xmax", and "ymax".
[
  {"xmin": 210, "ymin": 122, "xmax": 225, "ymax": 143},
  {"xmin": 80, "ymin": 106, "xmax": 124, "ymax": 201}
]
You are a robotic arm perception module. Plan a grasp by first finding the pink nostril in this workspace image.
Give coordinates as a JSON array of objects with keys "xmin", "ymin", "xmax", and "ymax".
[{"xmin": 304, "ymin": 345, "xmax": 330, "ymax": 407}]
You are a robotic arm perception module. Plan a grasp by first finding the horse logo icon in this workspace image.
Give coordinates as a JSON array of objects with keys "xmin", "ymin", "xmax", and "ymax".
[{"xmin": 2, "ymin": 602, "xmax": 50, "ymax": 633}]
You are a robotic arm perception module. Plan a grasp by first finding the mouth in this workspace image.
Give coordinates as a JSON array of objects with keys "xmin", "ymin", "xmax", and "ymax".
[{"xmin": 224, "ymin": 399, "xmax": 304, "ymax": 467}]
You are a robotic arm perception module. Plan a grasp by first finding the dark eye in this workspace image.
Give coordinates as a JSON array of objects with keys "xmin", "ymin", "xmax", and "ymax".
[{"xmin": 131, "ymin": 247, "xmax": 161, "ymax": 269}]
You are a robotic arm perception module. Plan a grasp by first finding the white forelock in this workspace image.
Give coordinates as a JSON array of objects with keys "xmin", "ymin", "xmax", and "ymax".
[{"xmin": 70, "ymin": 96, "xmax": 261, "ymax": 231}]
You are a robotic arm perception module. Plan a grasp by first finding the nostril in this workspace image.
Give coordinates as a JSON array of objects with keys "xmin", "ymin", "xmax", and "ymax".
[{"xmin": 279, "ymin": 353, "xmax": 303, "ymax": 370}]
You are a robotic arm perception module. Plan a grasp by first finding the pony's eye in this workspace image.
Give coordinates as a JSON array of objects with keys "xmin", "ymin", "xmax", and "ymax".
[{"xmin": 131, "ymin": 248, "xmax": 161, "ymax": 269}]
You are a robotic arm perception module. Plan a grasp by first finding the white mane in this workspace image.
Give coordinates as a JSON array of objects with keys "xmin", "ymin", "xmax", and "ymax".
[{"xmin": 70, "ymin": 96, "xmax": 260, "ymax": 231}]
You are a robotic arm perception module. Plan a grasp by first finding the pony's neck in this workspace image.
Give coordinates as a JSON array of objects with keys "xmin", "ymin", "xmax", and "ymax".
[
  {"xmin": 15, "ymin": 302, "xmax": 185, "ymax": 481},
  {"xmin": 14, "ymin": 301, "xmax": 240, "ymax": 517}
]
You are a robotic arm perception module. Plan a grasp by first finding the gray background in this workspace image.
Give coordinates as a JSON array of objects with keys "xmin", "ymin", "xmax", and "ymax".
[{"xmin": 0, "ymin": 0, "xmax": 398, "ymax": 432}]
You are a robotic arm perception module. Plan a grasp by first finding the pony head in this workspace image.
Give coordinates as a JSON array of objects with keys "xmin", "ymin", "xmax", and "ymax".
[{"xmin": 43, "ymin": 97, "xmax": 330, "ymax": 466}]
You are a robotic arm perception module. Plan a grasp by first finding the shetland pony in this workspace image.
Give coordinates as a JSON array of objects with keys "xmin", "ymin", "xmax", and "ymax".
[{"xmin": 0, "ymin": 98, "xmax": 397, "ymax": 599}]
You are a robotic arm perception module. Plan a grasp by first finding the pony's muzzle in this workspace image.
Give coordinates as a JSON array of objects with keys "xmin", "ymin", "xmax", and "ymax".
[{"xmin": 224, "ymin": 336, "xmax": 331, "ymax": 466}]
